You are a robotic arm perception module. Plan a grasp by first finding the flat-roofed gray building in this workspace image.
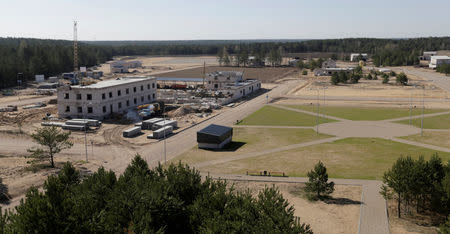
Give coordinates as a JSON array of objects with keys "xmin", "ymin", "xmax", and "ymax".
[
  {"xmin": 57, "ymin": 76, "xmax": 157, "ymax": 120},
  {"xmin": 197, "ymin": 124, "xmax": 233, "ymax": 149}
]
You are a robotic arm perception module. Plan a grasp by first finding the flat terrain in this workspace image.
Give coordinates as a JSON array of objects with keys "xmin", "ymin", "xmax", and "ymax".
[
  {"xmin": 200, "ymin": 138, "xmax": 450, "ymax": 180},
  {"xmin": 232, "ymin": 181, "xmax": 361, "ymax": 234},
  {"xmin": 238, "ymin": 105, "xmax": 336, "ymax": 126},
  {"xmin": 396, "ymin": 113, "xmax": 450, "ymax": 129},
  {"xmin": 155, "ymin": 66, "xmax": 298, "ymax": 83},
  {"xmin": 173, "ymin": 127, "xmax": 332, "ymax": 165},
  {"xmin": 400, "ymin": 131, "xmax": 450, "ymax": 149},
  {"xmin": 285, "ymin": 104, "xmax": 446, "ymax": 121}
]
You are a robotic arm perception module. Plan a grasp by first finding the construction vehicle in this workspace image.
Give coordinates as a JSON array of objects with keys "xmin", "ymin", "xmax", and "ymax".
[{"xmin": 137, "ymin": 101, "xmax": 165, "ymax": 119}]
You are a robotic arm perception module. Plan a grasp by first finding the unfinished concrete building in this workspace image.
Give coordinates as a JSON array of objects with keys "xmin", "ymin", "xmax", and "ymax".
[
  {"xmin": 57, "ymin": 76, "xmax": 157, "ymax": 119},
  {"xmin": 205, "ymin": 71, "xmax": 261, "ymax": 102}
]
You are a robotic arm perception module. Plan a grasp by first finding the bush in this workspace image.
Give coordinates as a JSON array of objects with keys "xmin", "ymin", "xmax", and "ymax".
[
  {"xmin": 366, "ymin": 73, "xmax": 373, "ymax": 80},
  {"xmin": 331, "ymin": 73, "xmax": 339, "ymax": 85},
  {"xmin": 396, "ymin": 72, "xmax": 408, "ymax": 85},
  {"xmin": 390, "ymin": 71, "xmax": 397, "ymax": 77},
  {"xmin": 302, "ymin": 70, "xmax": 308, "ymax": 75},
  {"xmin": 373, "ymin": 74, "xmax": 378, "ymax": 80},
  {"xmin": 437, "ymin": 64, "xmax": 450, "ymax": 75},
  {"xmin": 382, "ymin": 76, "xmax": 389, "ymax": 84}
]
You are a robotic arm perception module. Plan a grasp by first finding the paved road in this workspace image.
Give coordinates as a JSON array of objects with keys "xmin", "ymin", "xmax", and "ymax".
[
  {"xmin": 0, "ymin": 95, "xmax": 55, "ymax": 107},
  {"xmin": 206, "ymin": 173, "xmax": 389, "ymax": 234},
  {"xmin": 397, "ymin": 67, "xmax": 450, "ymax": 93},
  {"xmin": 282, "ymin": 94, "xmax": 449, "ymax": 102}
]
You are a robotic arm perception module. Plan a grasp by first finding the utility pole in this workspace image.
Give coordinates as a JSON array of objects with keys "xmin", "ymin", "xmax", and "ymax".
[
  {"xmin": 202, "ymin": 61, "xmax": 206, "ymax": 88},
  {"xmin": 421, "ymin": 85, "xmax": 424, "ymax": 137},
  {"xmin": 409, "ymin": 87, "xmax": 412, "ymax": 126},
  {"xmin": 316, "ymin": 89, "xmax": 320, "ymax": 135}
]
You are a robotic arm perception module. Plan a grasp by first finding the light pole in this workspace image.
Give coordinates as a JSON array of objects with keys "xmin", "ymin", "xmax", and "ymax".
[
  {"xmin": 84, "ymin": 102, "xmax": 92, "ymax": 162},
  {"xmin": 163, "ymin": 105, "xmax": 167, "ymax": 164},
  {"xmin": 316, "ymin": 88, "xmax": 320, "ymax": 135}
]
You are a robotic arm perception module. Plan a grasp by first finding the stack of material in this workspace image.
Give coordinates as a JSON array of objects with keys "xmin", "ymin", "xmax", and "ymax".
[
  {"xmin": 148, "ymin": 126, "xmax": 173, "ymax": 139},
  {"xmin": 123, "ymin": 127, "xmax": 141, "ymax": 137},
  {"xmin": 152, "ymin": 120, "xmax": 177, "ymax": 131},
  {"xmin": 141, "ymin": 118, "xmax": 163, "ymax": 130},
  {"xmin": 41, "ymin": 122, "xmax": 64, "ymax": 127},
  {"xmin": 68, "ymin": 119, "xmax": 102, "ymax": 127},
  {"xmin": 62, "ymin": 124, "xmax": 86, "ymax": 131}
]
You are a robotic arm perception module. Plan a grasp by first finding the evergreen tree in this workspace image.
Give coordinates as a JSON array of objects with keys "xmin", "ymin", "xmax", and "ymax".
[{"xmin": 305, "ymin": 161, "xmax": 335, "ymax": 199}]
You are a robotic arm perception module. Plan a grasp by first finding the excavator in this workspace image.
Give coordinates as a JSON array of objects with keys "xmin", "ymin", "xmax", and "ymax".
[{"xmin": 137, "ymin": 101, "xmax": 165, "ymax": 119}]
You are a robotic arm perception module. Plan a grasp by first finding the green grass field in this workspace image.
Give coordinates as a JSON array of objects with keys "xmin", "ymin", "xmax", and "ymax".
[
  {"xmin": 172, "ymin": 127, "xmax": 332, "ymax": 165},
  {"xmin": 238, "ymin": 105, "xmax": 336, "ymax": 126},
  {"xmin": 285, "ymin": 104, "xmax": 446, "ymax": 121},
  {"xmin": 396, "ymin": 113, "xmax": 450, "ymax": 129},
  {"xmin": 201, "ymin": 138, "xmax": 450, "ymax": 180}
]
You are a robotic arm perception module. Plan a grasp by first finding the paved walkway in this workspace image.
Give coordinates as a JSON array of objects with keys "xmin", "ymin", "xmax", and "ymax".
[
  {"xmin": 233, "ymin": 125, "xmax": 313, "ymax": 129},
  {"xmin": 390, "ymin": 137, "xmax": 450, "ymax": 153},
  {"xmin": 270, "ymin": 104, "xmax": 348, "ymax": 122},
  {"xmin": 385, "ymin": 110, "xmax": 450, "ymax": 122},
  {"xmin": 205, "ymin": 173, "xmax": 389, "ymax": 234}
]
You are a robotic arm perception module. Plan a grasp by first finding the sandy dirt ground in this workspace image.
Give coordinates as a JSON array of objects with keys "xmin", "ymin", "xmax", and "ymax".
[
  {"xmin": 155, "ymin": 66, "xmax": 299, "ymax": 83},
  {"xmin": 232, "ymin": 181, "xmax": 361, "ymax": 234},
  {"xmin": 96, "ymin": 56, "xmax": 219, "ymax": 77},
  {"xmin": 387, "ymin": 200, "xmax": 440, "ymax": 234}
]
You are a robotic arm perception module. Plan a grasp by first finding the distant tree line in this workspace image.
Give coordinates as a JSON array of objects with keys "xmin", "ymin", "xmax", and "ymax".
[
  {"xmin": 2, "ymin": 37, "xmax": 450, "ymax": 88},
  {"xmin": 381, "ymin": 154, "xmax": 450, "ymax": 226},
  {"xmin": 0, "ymin": 155, "xmax": 312, "ymax": 233}
]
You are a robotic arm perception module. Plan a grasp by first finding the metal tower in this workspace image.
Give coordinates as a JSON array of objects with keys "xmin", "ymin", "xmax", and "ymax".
[{"xmin": 73, "ymin": 21, "xmax": 80, "ymax": 81}]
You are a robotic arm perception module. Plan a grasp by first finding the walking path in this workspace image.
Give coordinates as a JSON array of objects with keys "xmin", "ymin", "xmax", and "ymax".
[
  {"xmin": 270, "ymin": 104, "xmax": 348, "ymax": 121},
  {"xmin": 233, "ymin": 125, "xmax": 313, "ymax": 129},
  {"xmin": 385, "ymin": 110, "xmax": 450, "ymax": 122},
  {"xmin": 204, "ymin": 173, "xmax": 389, "ymax": 234},
  {"xmin": 390, "ymin": 137, "xmax": 450, "ymax": 153}
]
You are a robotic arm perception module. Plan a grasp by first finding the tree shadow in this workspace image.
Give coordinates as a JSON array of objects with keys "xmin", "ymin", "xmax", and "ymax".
[
  {"xmin": 203, "ymin": 141, "xmax": 246, "ymax": 152},
  {"xmin": 0, "ymin": 178, "xmax": 11, "ymax": 205},
  {"xmin": 324, "ymin": 197, "xmax": 362, "ymax": 205}
]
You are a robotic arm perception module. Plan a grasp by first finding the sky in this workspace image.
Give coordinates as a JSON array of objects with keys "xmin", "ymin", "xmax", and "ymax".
[{"xmin": 1, "ymin": 0, "xmax": 450, "ymax": 41}]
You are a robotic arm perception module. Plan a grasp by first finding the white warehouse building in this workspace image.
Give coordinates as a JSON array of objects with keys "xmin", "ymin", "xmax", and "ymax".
[
  {"xmin": 429, "ymin": 56, "xmax": 450, "ymax": 69},
  {"xmin": 57, "ymin": 76, "xmax": 157, "ymax": 120},
  {"xmin": 350, "ymin": 53, "xmax": 368, "ymax": 62}
]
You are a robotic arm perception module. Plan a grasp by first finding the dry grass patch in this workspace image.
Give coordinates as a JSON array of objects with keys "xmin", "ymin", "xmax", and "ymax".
[
  {"xmin": 400, "ymin": 131, "xmax": 450, "ymax": 149},
  {"xmin": 172, "ymin": 127, "xmax": 332, "ymax": 165}
]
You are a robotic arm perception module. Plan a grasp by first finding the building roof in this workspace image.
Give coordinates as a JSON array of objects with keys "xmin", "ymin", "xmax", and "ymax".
[
  {"xmin": 197, "ymin": 124, "xmax": 232, "ymax": 137},
  {"xmin": 72, "ymin": 76, "xmax": 155, "ymax": 89},
  {"xmin": 431, "ymin": 56, "xmax": 450, "ymax": 60}
]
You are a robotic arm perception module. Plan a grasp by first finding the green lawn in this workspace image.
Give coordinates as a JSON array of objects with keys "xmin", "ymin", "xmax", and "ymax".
[
  {"xmin": 396, "ymin": 113, "xmax": 450, "ymax": 129},
  {"xmin": 285, "ymin": 104, "xmax": 446, "ymax": 121},
  {"xmin": 201, "ymin": 138, "xmax": 450, "ymax": 180},
  {"xmin": 238, "ymin": 105, "xmax": 336, "ymax": 126},
  {"xmin": 172, "ymin": 127, "xmax": 333, "ymax": 165}
]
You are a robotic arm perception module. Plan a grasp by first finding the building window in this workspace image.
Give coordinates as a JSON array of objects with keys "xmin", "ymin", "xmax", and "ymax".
[
  {"xmin": 87, "ymin": 107, "xmax": 93, "ymax": 113},
  {"xmin": 77, "ymin": 106, "xmax": 82, "ymax": 113},
  {"xmin": 152, "ymin": 83, "xmax": 155, "ymax": 88},
  {"xmin": 152, "ymin": 93, "xmax": 155, "ymax": 99},
  {"xmin": 102, "ymin": 106, "xmax": 106, "ymax": 113},
  {"xmin": 214, "ymin": 84, "xmax": 218, "ymax": 89},
  {"xmin": 134, "ymin": 98, "xmax": 137, "ymax": 104},
  {"xmin": 148, "ymin": 95, "xmax": 151, "ymax": 100},
  {"xmin": 76, "ymin": 94, "xmax": 82, "ymax": 100},
  {"xmin": 64, "ymin": 93, "xmax": 69, "ymax": 99},
  {"xmin": 141, "ymin": 96, "xmax": 144, "ymax": 102},
  {"xmin": 102, "ymin": 93, "xmax": 106, "ymax": 99},
  {"xmin": 140, "ymin": 85, "xmax": 143, "ymax": 91},
  {"xmin": 65, "ymin": 106, "xmax": 70, "ymax": 112},
  {"xmin": 126, "ymin": 88, "xmax": 129, "ymax": 94},
  {"xmin": 87, "ymin": 94, "xmax": 92, "ymax": 100},
  {"xmin": 118, "ymin": 102, "xmax": 122, "ymax": 109},
  {"xmin": 147, "ymin": 84, "xmax": 150, "ymax": 89},
  {"xmin": 133, "ymin": 87, "xmax": 137, "ymax": 93},
  {"xmin": 126, "ymin": 100, "xmax": 130, "ymax": 106},
  {"xmin": 109, "ymin": 92, "xmax": 112, "ymax": 98},
  {"xmin": 118, "ymin": 90, "xmax": 121, "ymax": 96}
]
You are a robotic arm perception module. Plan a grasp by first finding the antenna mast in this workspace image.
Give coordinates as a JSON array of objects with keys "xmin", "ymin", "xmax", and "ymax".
[{"xmin": 73, "ymin": 21, "xmax": 80, "ymax": 82}]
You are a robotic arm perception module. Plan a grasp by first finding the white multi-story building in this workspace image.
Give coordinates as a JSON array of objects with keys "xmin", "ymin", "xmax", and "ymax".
[
  {"xmin": 205, "ymin": 71, "xmax": 244, "ymax": 90},
  {"xmin": 57, "ymin": 76, "xmax": 157, "ymax": 120},
  {"xmin": 205, "ymin": 71, "xmax": 260, "ymax": 103},
  {"xmin": 429, "ymin": 56, "xmax": 450, "ymax": 69},
  {"xmin": 350, "ymin": 53, "xmax": 368, "ymax": 62}
]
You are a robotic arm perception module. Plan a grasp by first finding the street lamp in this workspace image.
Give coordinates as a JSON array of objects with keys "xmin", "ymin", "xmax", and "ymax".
[
  {"xmin": 163, "ymin": 105, "xmax": 167, "ymax": 165},
  {"xmin": 84, "ymin": 102, "xmax": 92, "ymax": 162}
]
